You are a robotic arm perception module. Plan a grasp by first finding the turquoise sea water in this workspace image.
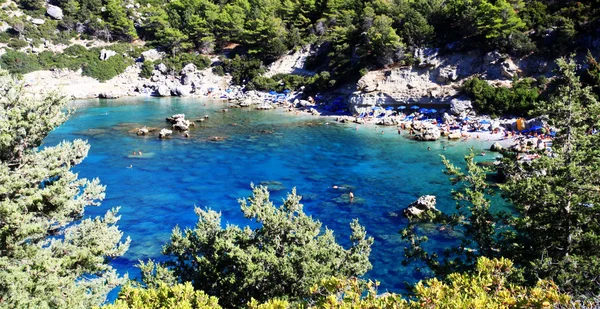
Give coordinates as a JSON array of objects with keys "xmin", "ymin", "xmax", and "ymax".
[{"xmin": 43, "ymin": 97, "xmax": 498, "ymax": 297}]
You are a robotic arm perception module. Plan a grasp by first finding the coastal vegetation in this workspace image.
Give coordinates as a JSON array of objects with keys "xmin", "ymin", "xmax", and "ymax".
[
  {"xmin": 1, "ymin": 0, "xmax": 600, "ymax": 306},
  {"xmin": 1, "ymin": 56, "xmax": 599, "ymax": 307},
  {"xmin": 461, "ymin": 77, "xmax": 541, "ymax": 117},
  {"xmin": 0, "ymin": 69, "xmax": 130, "ymax": 307},
  {"xmin": 102, "ymin": 257, "xmax": 570, "ymax": 308},
  {"xmin": 2, "ymin": 0, "xmax": 600, "ymax": 86},
  {"xmin": 402, "ymin": 58, "xmax": 600, "ymax": 297}
]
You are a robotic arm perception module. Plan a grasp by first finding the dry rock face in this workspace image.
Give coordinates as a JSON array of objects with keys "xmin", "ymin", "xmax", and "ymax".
[
  {"xmin": 264, "ymin": 45, "xmax": 315, "ymax": 77},
  {"xmin": 349, "ymin": 49, "xmax": 555, "ymax": 113},
  {"xmin": 450, "ymin": 96, "xmax": 473, "ymax": 117},
  {"xmin": 404, "ymin": 195, "xmax": 437, "ymax": 218}
]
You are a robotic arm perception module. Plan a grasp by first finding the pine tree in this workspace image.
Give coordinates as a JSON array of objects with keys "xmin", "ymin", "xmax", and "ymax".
[
  {"xmin": 501, "ymin": 57, "xmax": 600, "ymax": 296},
  {"xmin": 159, "ymin": 185, "xmax": 373, "ymax": 308},
  {"xmin": 0, "ymin": 69, "xmax": 130, "ymax": 307}
]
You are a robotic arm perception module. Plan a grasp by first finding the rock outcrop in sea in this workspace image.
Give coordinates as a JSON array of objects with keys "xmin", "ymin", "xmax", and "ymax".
[{"xmin": 404, "ymin": 195, "xmax": 438, "ymax": 218}]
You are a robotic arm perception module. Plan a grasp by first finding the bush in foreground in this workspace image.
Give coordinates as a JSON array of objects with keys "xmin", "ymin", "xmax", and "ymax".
[
  {"xmin": 155, "ymin": 185, "xmax": 374, "ymax": 308},
  {"xmin": 102, "ymin": 257, "xmax": 570, "ymax": 308}
]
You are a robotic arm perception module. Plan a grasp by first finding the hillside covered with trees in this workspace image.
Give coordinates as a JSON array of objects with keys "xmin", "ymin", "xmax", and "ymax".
[{"xmin": 1, "ymin": 0, "xmax": 600, "ymax": 88}]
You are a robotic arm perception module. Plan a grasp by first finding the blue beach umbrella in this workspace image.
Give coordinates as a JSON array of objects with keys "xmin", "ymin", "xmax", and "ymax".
[
  {"xmin": 269, "ymin": 90, "xmax": 276, "ymax": 95},
  {"xmin": 429, "ymin": 108, "xmax": 437, "ymax": 113},
  {"xmin": 372, "ymin": 106, "xmax": 381, "ymax": 110},
  {"xmin": 463, "ymin": 117, "xmax": 471, "ymax": 121},
  {"xmin": 283, "ymin": 89, "xmax": 291, "ymax": 93},
  {"xmin": 385, "ymin": 106, "xmax": 394, "ymax": 111},
  {"xmin": 530, "ymin": 125, "xmax": 543, "ymax": 131},
  {"xmin": 226, "ymin": 89, "xmax": 232, "ymax": 93},
  {"xmin": 397, "ymin": 106, "xmax": 406, "ymax": 110},
  {"xmin": 418, "ymin": 108, "xmax": 428, "ymax": 113},
  {"xmin": 480, "ymin": 119, "xmax": 491, "ymax": 124},
  {"xmin": 410, "ymin": 105, "xmax": 420, "ymax": 110}
]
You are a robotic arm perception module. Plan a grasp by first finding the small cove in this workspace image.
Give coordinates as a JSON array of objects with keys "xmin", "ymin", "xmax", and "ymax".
[{"xmin": 43, "ymin": 97, "xmax": 502, "ymax": 295}]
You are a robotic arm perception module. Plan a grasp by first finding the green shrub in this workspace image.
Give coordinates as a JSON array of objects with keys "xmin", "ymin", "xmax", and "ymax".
[
  {"xmin": 462, "ymin": 77, "xmax": 539, "ymax": 117},
  {"xmin": 221, "ymin": 55, "xmax": 264, "ymax": 85},
  {"xmin": 63, "ymin": 44, "xmax": 89, "ymax": 56},
  {"xmin": 0, "ymin": 31, "xmax": 12, "ymax": 43},
  {"xmin": 163, "ymin": 53, "xmax": 211, "ymax": 72},
  {"xmin": 212, "ymin": 65, "xmax": 224, "ymax": 76},
  {"xmin": 82, "ymin": 54, "xmax": 133, "ymax": 82},
  {"xmin": 0, "ymin": 50, "xmax": 40, "ymax": 74},
  {"xmin": 140, "ymin": 60, "xmax": 154, "ymax": 79},
  {"xmin": 7, "ymin": 39, "xmax": 29, "ymax": 49}
]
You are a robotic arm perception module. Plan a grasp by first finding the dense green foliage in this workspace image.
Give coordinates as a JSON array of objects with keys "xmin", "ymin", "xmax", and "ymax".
[
  {"xmin": 101, "ymin": 257, "xmax": 570, "ymax": 308},
  {"xmin": 154, "ymin": 185, "xmax": 373, "ymax": 308},
  {"xmin": 461, "ymin": 77, "xmax": 541, "ymax": 117},
  {"xmin": 3, "ymin": 0, "xmax": 598, "ymax": 88},
  {"xmin": 0, "ymin": 45, "xmax": 137, "ymax": 81},
  {"xmin": 0, "ymin": 69, "xmax": 130, "ymax": 307},
  {"xmin": 100, "ymin": 282, "xmax": 221, "ymax": 309},
  {"xmin": 404, "ymin": 57, "xmax": 600, "ymax": 297},
  {"xmin": 501, "ymin": 57, "xmax": 600, "ymax": 296},
  {"xmin": 162, "ymin": 53, "xmax": 212, "ymax": 73}
]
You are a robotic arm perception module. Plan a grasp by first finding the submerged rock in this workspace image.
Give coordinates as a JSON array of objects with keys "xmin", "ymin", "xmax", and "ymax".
[
  {"xmin": 258, "ymin": 180, "xmax": 286, "ymax": 192},
  {"xmin": 137, "ymin": 127, "xmax": 149, "ymax": 136},
  {"xmin": 158, "ymin": 128, "xmax": 172, "ymax": 139},
  {"xmin": 404, "ymin": 195, "xmax": 437, "ymax": 218}
]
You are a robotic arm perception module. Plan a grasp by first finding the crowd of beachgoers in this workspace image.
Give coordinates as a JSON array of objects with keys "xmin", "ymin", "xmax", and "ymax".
[{"xmin": 221, "ymin": 89, "xmax": 555, "ymax": 160}]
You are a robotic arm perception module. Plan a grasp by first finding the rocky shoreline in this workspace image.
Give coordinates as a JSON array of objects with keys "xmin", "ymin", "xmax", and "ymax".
[{"xmin": 21, "ymin": 46, "xmax": 554, "ymax": 155}]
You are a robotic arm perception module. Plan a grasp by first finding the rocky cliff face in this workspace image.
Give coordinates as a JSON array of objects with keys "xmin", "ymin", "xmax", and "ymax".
[
  {"xmin": 264, "ymin": 46, "xmax": 315, "ymax": 78},
  {"xmin": 348, "ymin": 49, "xmax": 556, "ymax": 113}
]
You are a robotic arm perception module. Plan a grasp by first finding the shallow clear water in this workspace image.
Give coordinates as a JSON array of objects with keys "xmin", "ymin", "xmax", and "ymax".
[{"xmin": 43, "ymin": 97, "xmax": 498, "ymax": 297}]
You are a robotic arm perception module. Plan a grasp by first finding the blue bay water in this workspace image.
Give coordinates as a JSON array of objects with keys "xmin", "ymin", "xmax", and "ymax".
[{"xmin": 43, "ymin": 97, "xmax": 498, "ymax": 296}]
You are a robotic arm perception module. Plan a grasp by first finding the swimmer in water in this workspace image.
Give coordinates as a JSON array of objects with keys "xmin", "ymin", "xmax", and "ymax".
[
  {"xmin": 427, "ymin": 147, "xmax": 431, "ymax": 151},
  {"xmin": 138, "ymin": 151, "xmax": 143, "ymax": 156},
  {"xmin": 132, "ymin": 151, "xmax": 136, "ymax": 156},
  {"xmin": 349, "ymin": 191, "xmax": 354, "ymax": 202},
  {"xmin": 127, "ymin": 165, "xmax": 132, "ymax": 169}
]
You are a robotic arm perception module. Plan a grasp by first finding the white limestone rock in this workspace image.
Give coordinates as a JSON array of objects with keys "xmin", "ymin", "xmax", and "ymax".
[{"xmin": 46, "ymin": 5, "xmax": 63, "ymax": 20}]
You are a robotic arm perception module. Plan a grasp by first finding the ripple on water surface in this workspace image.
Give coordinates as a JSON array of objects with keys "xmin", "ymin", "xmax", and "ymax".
[{"xmin": 43, "ymin": 97, "xmax": 500, "ymax": 296}]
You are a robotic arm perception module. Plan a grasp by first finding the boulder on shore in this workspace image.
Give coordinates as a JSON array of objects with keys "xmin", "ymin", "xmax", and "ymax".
[
  {"xmin": 448, "ymin": 132, "xmax": 461, "ymax": 140},
  {"xmin": 413, "ymin": 123, "xmax": 441, "ymax": 141},
  {"xmin": 490, "ymin": 142, "xmax": 504, "ymax": 152},
  {"xmin": 172, "ymin": 85, "xmax": 191, "ymax": 97},
  {"xmin": 99, "ymin": 92, "xmax": 120, "ymax": 99},
  {"xmin": 156, "ymin": 85, "xmax": 170, "ymax": 97},
  {"xmin": 404, "ymin": 195, "xmax": 437, "ymax": 218}
]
